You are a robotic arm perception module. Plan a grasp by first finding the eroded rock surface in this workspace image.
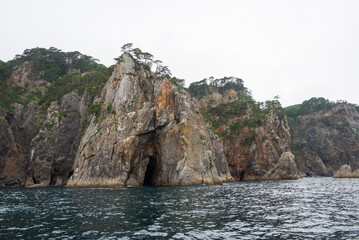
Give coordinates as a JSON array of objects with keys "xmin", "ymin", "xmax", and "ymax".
[
  {"xmin": 67, "ymin": 54, "xmax": 232, "ymax": 187},
  {"xmin": 189, "ymin": 78, "xmax": 293, "ymax": 180},
  {"xmin": 25, "ymin": 92, "xmax": 88, "ymax": 187},
  {"xmin": 0, "ymin": 103, "xmax": 38, "ymax": 186},
  {"xmin": 261, "ymin": 152, "xmax": 301, "ymax": 180},
  {"xmin": 0, "ymin": 47, "xmax": 109, "ymax": 187},
  {"xmin": 287, "ymin": 101, "xmax": 359, "ymax": 176},
  {"xmin": 333, "ymin": 164, "xmax": 359, "ymax": 178}
]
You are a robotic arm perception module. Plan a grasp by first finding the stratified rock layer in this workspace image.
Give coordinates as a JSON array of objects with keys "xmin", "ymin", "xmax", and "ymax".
[{"xmin": 67, "ymin": 54, "xmax": 232, "ymax": 188}]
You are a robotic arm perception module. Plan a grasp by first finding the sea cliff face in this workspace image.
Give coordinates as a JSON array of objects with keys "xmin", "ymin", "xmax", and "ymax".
[
  {"xmin": 67, "ymin": 54, "xmax": 232, "ymax": 187},
  {"xmin": 0, "ymin": 93, "xmax": 88, "ymax": 187},
  {"xmin": 4, "ymin": 47, "xmax": 359, "ymax": 187},
  {"xmin": 189, "ymin": 78, "xmax": 299, "ymax": 180},
  {"xmin": 25, "ymin": 91, "xmax": 88, "ymax": 187},
  {"xmin": 0, "ymin": 48, "xmax": 111, "ymax": 187},
  {"xmin": 285, "ymin": 99, "xmax": 359, "ymax": 176},
  {"xmin": 0, "ymin": 49, "xmax": 232, "ymax": 187}
]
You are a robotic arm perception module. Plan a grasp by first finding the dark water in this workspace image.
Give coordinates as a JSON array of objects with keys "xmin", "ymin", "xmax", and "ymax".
[{"xmin": 1, "ymin": 177, "xmax": 359, "ymax": 239}]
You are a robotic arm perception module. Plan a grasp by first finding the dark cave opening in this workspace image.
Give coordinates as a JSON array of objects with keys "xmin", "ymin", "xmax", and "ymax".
[
  {"xmin": 32, "ymin": 175, "xmax": 38, "ymax": 184},
  {"xmin": 143, "ymin": 156, "xmax": 157, "ymax": 186},
  {"xmin": 240, "ymin": 171, "xmax": 246, "ymax": 180}
]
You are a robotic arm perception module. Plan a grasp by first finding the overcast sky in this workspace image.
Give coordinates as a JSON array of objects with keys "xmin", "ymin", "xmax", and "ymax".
[{"xmin": 1, "ymin": 0, "xmax": 358, "ymax": 106}]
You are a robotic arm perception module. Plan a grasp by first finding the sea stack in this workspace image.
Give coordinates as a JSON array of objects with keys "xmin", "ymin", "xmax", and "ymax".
[{"xmin": 67, "ymin": 53, "xmax": 233, "ymax": 188}]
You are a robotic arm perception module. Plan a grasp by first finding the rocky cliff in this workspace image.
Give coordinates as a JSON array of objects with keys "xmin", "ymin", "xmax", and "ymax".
[
  {"xmin": 0, "ymin": 47, "xmax": 111, "ymax": 186},
  {"xmin": 67, "ymin": 54, "xmax": 232, "ymax": 187},
  {"xmin": 285, "ymin": 98, "xmax": 359, "ymax": 176},
  {"xmin": 0, "ymin": 47, "xmax": 232, "ymax": 187},
  {"xmin": 25, "ymin": 91, "xmax": 88, "ymax": 187},
  {"xmin": 189, "ymin": 77, "xmax": 296, "ymax": 180},
  {"xmin": 7, "ymin": 47, "xmax": 358, "ymax": 186}
]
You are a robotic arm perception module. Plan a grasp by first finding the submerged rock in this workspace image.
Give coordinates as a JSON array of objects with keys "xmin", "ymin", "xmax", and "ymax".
[
  {"xmin": 261, "ymin": 152, "xmax": 301, "ymax": 180},
  {"xmin": 67, "ymin": 53, "xmax": 233, "ymax": 188},
  {"xmin": 333, "ymin": 165, "xmax": 359, "ymax": 178}
]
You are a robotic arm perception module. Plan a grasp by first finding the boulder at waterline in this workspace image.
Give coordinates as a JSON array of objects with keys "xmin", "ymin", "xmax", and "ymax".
[
  {"xmin": 333, "ymin": 164, "xmax": 359, "ymax": 178},
  {"xmin": 261, "ymin": 152, "xmax": 301, "ymax": 180}
]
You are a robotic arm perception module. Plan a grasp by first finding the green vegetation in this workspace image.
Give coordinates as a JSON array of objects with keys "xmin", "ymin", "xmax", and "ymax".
[
  {"xmin": 217, "ymin": 130, "xmax": 229, "ymax": 137},
  {"xmin": 200, "ymin": 86, "xmax": 285, "ymax": 147},
  {"xmin": 9, "ymin": 47, "xmax": 99, "ymax": 82},
  {"xmin": 187, "ymin": 79, "xmax": 209, "ymax": 98},
  {"xmin": 117, "ymin": 43, "xmax": 188, "ymax": 93},
  {"xmin": 0, "ymin": 47, "xmax": 112, "ymax": 112},
  {"xmin": 284, "ymin": 97, "xmax": 335, "ymax": 119},
  {"xmin": 79, "ymin": 127, "xmax": 102, "ymax": 154},
  {"xmin": 169, "ymin": 77, "xmax": 185, "ymax": 88},
  {"xmin": 188, "ymin": 76, "xmax": 249, "ymax": 99},
  {"xmin": 243, "ymin": 130, "xmax": 256, "ymax": 146},
  {"xmin": 87, "ymin": 102, "xmax": 103, "ymax": 123},
  {"xmin": 118, "ymin": 43, "xmax": 174, "ymax": 79},
  {"xmin": 37, "ymin": 66, "xmax": 112, "ymax": 113}
]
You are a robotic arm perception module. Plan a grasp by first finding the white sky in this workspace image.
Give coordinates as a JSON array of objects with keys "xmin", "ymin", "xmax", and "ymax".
[{"xmin": 1, "ymin": 0, "xmax": 358, "ymax": 107}]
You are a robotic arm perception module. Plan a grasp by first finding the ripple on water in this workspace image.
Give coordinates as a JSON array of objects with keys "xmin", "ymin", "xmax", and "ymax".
[{"xmin": 0, "ymin": 177, "xmax": 359, "ymax": 239}]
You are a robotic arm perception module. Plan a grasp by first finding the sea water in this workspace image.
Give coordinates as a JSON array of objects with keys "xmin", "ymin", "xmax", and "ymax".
[{"xmin": 1, "ymin": 177, "xmax": 358, "ymax": 239}]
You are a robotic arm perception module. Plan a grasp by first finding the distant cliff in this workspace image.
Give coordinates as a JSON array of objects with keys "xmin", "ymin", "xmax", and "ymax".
[
  {"xmin": 285, "ymin": 98, "xmax": 359, "ymax": 176},
  {"xmin": 188, "ymin": 77, "xmax": 299, "ymax": 180}
]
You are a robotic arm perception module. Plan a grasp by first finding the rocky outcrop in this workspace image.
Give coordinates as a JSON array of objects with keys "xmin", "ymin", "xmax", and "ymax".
[
  {"xmin": 67, "ymin": 54, "xmax": 232, "ymax": 188},
  {"xmin": 189, "ymin": 78, "xmax": 294, "ymax": 181},
  {"xmin": 261, "ymin": 152, "xmax": 301, "ymax": 180},
  {"xmin": 0, "ymin": 109, "xmax": 26, "ymax": 186},
  {"xmin": 24, "ymin": 91, "xmax": 88, "ymax": 187},
  {"xmin": 0, "ymin": 47, "xmax": 109, "ymax": 187},
  {"xmin": 287, "ymin": 101, "xmax": 359, "ymax": 176},
  {"xmin": 333, "ymin": 164, "xmax": 359, "ymax": 178},
  {"xmin": 222, "ymin": 111, "xmax": 291, "ymax": 180},
  {"xmin": 0, "ymin": 103, "xmax": 38, "ymax": 186},
  {"xmin": 0, "ymin": 92, "xmax": 88, "ymax": 187},
  {"xmin": 1, "ymin": 48, "xmax": 232, "ymax": 188}
]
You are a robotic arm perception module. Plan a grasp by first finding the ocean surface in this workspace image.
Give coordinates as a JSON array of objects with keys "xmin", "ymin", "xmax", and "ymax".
[{"xmin": 1, "ymin": 177, "xmax": 359, "ymax": 239}]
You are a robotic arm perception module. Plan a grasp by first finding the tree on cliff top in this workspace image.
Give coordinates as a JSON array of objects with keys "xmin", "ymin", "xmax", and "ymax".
[
  {"xmin": 121, "ymin": 43, "xmax": 133, "ymax": 53},
  {"xmin": 118, "ymin": 43, "xmax": 184, "ymax": 84}
]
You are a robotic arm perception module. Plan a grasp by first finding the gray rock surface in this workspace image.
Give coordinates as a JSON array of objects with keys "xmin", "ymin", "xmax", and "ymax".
[
  {"xmin": 25, "ymin": 92, "xmax": 88, "ymax": 187},
  {"xmin": 67, "ymin": 54, "xmax": 233, "ymax": 188},
  {"xmin": 190, "ymin": 80, "xmax": 293, "ymax": 181},
  {"xmin": 289, "ymin": 104, "xmax": 359, "ymax": 176},
  {"xmin": 261, "ymin": 152, "xmax": 301, "ymax": 180}
]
